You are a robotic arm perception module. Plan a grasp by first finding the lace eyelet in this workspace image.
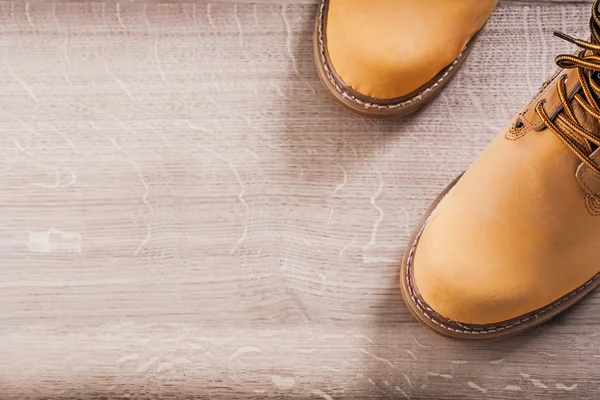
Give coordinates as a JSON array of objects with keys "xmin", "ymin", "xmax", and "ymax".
[
  {"xmin": 514, "ymin": 119, "xmax": 524, "ymax": 129},
  {"xmin": 535, "ymin": 99, "xmax": 548, "ymax": 114}
]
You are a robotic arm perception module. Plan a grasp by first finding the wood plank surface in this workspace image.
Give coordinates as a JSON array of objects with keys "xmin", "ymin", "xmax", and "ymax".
[{"xmin": 0, "ymin": 1, "xmax": 598, "ymax": 399}]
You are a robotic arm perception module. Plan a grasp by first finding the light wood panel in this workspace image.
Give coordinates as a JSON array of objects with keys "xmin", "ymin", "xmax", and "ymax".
[{"xmin": 0, "ymin": 1, "xmax": 599, "ymax": 399}]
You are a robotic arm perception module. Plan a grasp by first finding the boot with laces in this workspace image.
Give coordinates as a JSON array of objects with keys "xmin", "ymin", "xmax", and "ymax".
[{"xmin": 401, "ymin": 0, "xmax": 600, "ymax": 339}]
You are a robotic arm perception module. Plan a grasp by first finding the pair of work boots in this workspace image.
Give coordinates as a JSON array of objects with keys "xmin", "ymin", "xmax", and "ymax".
[{"xmin": 315, "ymin": 0, "xmax": 600, "ymax": 340}]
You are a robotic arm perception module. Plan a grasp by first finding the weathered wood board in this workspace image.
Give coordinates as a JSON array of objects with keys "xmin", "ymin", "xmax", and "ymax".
[{"xmin": 0, "ymin": 1, "xmax": 598, "ymax": 399}]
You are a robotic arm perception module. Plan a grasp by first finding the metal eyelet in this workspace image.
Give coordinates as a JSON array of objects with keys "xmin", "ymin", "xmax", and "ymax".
[
  {"xmin": 535, "ymin": 99, "xmax": 548, "ymax": 115},
  {"xmin": 514, "ymin": 119, "xmax": 524, "ymax": 129}
]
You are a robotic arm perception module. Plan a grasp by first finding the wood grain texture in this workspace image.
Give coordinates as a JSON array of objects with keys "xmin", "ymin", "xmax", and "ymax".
[
  {"xmin": 10, "ymin": 1, "xmax": 596, "ymax": 6},
  {"xmin": 0, "ymin": 1, "xmax": 599, "ymax": 399}
]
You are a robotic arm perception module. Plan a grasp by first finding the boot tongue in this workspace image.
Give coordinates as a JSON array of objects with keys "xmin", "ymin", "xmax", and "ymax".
[{"xmin": 558, "ymin": 72, "xmax": 600, "ymax": 153}]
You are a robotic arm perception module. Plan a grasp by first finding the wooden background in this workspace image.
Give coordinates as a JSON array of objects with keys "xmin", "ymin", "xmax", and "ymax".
[{"xmin": 0, "ymin": 1, "xmax": 599, "ymax": 399}]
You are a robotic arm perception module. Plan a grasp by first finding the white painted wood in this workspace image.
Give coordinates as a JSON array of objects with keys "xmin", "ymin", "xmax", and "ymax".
[
  {"xmin": 0, "ymin": 1, "xmax": 598, "ymax": 399},
  {"xmin": 12, "ymin": 1, "xmax": 595, "ymax": 5}
]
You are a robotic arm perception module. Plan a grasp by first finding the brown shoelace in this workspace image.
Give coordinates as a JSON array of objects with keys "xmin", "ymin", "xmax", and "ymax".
[{"xmin": 536, "ymin": 0, "xmax": 600, "ymax": 175}]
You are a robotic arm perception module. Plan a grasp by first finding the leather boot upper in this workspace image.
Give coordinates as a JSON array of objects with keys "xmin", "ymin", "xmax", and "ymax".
[
  {"xmin": 324, "ymin": 0, "xmax": 498, "ymax": 100},
  {"xmin": 412, "ymin": 32, "xmax": 600, "ymax": 325}
]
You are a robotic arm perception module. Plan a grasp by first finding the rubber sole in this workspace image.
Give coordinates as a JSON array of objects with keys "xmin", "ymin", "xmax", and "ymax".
[
  {"xmin": 400, "ymin": 174, "xmax": 600, "ymax": 340},
  {"xmin": 313, "ymin": 0, "xmax": 483, "ymax": 118}
]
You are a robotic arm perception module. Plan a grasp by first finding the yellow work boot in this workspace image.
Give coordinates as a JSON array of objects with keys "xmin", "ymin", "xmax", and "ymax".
[
  {"xmin": 401, "ymin": 0, "xmax": 600, "ymax": 340},
  {"xmin": 314, "ymin": 0, "xmax": 498, "ymax": 117}
]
